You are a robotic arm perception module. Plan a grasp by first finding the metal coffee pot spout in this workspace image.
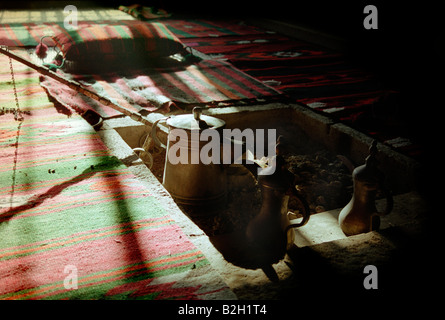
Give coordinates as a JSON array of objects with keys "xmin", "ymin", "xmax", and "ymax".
[
  {"xmin": 245, "ymin": 138, "xmax": 310, "ymax": 260},
  {"xmin": 338, "ymin": 140, "xmax": 393, "ymax": 236}
]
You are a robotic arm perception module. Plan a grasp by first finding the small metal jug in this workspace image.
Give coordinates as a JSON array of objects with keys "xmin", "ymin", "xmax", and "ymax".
[{"xmin": 338, "ymin": 140, "xmax": 393, "ymax": 236}]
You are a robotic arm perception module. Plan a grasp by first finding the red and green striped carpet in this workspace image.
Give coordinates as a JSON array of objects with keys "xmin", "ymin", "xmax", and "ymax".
[
  {"xmin": 161, "ymin": 19, "xmax": 423, "ymax": 160},
  {"xmin": 39, "ymin": 58, "xmax": 281, "ymax": 118},
  {"xmin": 0, "ymin": 52, "xmax": 235, "ymax": 300}
]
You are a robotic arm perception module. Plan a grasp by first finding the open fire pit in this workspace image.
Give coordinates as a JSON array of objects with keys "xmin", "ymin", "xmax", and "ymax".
[
  {"xmin": 110, "ymin": 102, "xmax": 421, "ymax": 241},
  {"xmin": 149, "ymin": 146, "xmax": 352, "ymax": 237}
]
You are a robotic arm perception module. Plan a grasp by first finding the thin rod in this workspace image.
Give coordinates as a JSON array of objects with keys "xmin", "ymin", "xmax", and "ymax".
[{"xmin": 0, "ymin": 46, "xmax": 151, "ymax": 126}]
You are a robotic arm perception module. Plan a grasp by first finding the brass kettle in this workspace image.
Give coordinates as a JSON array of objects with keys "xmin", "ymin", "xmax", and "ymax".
[
  {"xmin": 151, "ymin": 107, "xmax": 227, "ymax": 210},
  {"xmin": 338, "ymin": 140, "xmax": 393, "ymax": 236}
]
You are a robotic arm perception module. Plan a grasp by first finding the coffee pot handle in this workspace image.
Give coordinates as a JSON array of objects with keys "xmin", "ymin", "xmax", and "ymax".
[
  {"xmin": 151, "ymin": 117, "xmax": 170, "ymax": 149},
  {"xmin": 286, "ymin": 186, "xmax": 311, "ymax": 230},
  {"xmin": 375, "ymin": 188, "xmax": 393, "ymax": 216}
]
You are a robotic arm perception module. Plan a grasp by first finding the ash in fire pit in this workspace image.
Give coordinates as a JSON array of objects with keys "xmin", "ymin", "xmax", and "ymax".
[{"xmin": 286, "ymin": 150, "xmax": 353, "ymax": 214}]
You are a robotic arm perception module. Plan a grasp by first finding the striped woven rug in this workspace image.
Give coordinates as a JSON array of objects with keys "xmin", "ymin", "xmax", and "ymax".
[
  {"xmin": 162, "ymin": 19, "xmax": 423, "ymax": 160},
  {"xmin": 0, "ymin": 19, "xmax": 266, "ymax": 47},
  {"xmin": 1, "ymin": 20, "xmax": 282, "ymax": 118},
  {"xmin": 40, "ymin": 58, "xmax": 281, "ymax": 118},
  {"xmin": 0, "ymin": 51, "xmax": 235, "ymax": 300}
]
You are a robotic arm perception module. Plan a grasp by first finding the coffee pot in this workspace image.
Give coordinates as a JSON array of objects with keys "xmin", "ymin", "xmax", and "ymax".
[
  {"xmin": 151, "ymin": 107, "xmax": 228, "ymax": 210},
  {"xmin": 246, "ymin": 138, "xmax": 310, "ymax": 260},
  {"xmin": 338, "ymin": 140, "xmax": 393, "ymax": 236}
]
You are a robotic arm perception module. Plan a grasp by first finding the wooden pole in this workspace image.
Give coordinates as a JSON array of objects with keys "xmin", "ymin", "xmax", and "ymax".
[{"xmin": 0, "ymin": 46, "xmax": 151, "ymax": 126}]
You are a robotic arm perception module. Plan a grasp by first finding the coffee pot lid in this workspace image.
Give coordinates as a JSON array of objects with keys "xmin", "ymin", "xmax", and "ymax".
[{"xmin": 167, "ymin": 107, "xmax": 225, "ymax": 131}]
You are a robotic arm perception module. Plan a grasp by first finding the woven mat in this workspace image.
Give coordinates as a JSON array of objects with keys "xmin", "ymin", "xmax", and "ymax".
[
  {"xmin": 0, "ymin": 19, "xmax": 265, "ymax": 47},
  {"xmin": 162, "ymin": 19, "xmax": 424, "ymax": 160},
  {"xmin": 0, "ymin": 52, "xmax": 235, "ymax": 300},
  {"xmin": 0, "ymin": 17, "xmax": 423, "ymax": 158},
  {"xmin": 39, "ymin": 58, "xmax": 281, "ymax": 118}
]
